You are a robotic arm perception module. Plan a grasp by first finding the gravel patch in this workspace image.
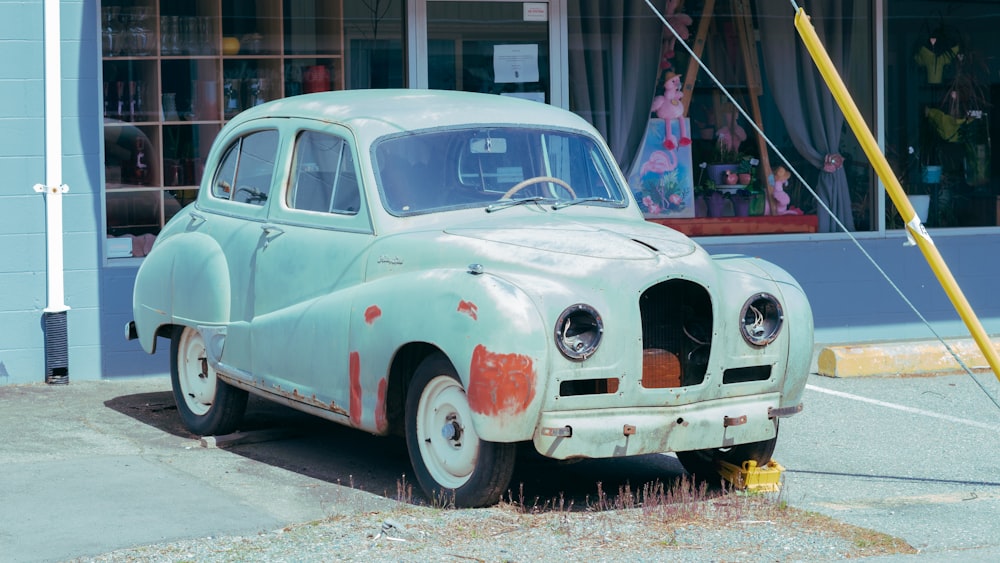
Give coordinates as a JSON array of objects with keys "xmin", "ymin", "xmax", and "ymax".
[{"xmin": 70, "ymin": 490, "xmax": 915, "ymax": 562}]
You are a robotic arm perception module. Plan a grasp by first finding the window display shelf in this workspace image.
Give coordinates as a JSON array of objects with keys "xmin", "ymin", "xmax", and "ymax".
[
  {"xmin": 650, "ymin": 215, "xmax": 819, "ymax": 237},
  {"xmin": 101, "ymin": 0, "xmax": 344, "ymax": 258}
]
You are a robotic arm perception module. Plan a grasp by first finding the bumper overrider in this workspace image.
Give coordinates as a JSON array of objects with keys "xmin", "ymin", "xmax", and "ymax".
[{"xmin": 532, "ymin": 393, "xmax": 799, "ymax": 460}]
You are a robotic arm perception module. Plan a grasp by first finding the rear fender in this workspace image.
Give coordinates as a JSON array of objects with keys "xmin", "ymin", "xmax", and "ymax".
[{"xmin": 132, "ymin": 232, "xmax": 231, "ymax": 352}]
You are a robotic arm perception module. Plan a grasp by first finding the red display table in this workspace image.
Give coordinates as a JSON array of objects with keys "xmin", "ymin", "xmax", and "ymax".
[{"xmin": 648, "ymin": 215, "xmax": 819, "ymax": 236}]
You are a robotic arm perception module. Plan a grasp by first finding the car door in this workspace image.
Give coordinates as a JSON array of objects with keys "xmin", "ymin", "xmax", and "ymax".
[
  {"xmin": 193, "ymin": 127, "xmax": 283, "ymax": 377},
  {"xmin": 249, "ymin": 124, "xmax": 375, "ymax": 411}
]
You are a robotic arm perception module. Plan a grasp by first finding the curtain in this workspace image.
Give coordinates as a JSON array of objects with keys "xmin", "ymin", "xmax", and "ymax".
[
  {"xmin": 757, "ymin": 0, "xmax": 856, "ymax": 232},
  {"xmin": 568, "ymin": 1, "xmax": 664, "ymax": 169}
]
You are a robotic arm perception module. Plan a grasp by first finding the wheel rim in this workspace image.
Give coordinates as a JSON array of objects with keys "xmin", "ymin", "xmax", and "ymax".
[
  {"xmin": 177, "ymin": 328, "xmax": 216, "ymax": 416},
  {"xmin": 415, "ymin": 375, "xmax": 479, "ymax": 489}
]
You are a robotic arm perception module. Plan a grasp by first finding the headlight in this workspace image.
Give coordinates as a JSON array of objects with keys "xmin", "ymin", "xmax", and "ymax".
[
  {"xmin": 555, "ymin": 304, "xmax": 603, "ymax": 360},
  {"xmin": 739, "ymin": 293, "xmax": 783, "ymax": 346}
]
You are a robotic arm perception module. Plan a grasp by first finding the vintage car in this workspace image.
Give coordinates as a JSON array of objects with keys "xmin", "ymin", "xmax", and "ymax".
[{"xmin": 129, "ymin": 89, "xmax": 813, "ymax": 507}]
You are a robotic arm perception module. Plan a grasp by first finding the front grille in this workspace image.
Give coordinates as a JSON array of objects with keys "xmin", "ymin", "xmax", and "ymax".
[{"xmin": 640, "ymin": 280, "xmax": 712, "ymax": 387}]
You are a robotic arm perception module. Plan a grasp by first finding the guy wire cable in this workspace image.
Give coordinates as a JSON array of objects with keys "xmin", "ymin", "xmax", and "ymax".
[{"xmin": 642, "ymin": 0, "xmax": 1000, "ymax": 410}]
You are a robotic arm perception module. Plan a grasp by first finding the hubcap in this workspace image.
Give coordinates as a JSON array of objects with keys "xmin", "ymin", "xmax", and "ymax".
[
  {"xmin": 178, "ymin": 328, "xmax": 215, "ymax": 416},
  {"xmin": 417, "ymin": 375, "xmax": 479, "ymax": 489}
]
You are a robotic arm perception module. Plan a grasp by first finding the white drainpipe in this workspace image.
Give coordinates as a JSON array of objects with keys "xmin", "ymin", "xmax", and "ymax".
[{"xmin": 33, "ymin": 0, "xmax": 70, "ymax": 384}]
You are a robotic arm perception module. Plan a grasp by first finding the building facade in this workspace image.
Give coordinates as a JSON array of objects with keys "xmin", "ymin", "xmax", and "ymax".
[{"xmin": 2, "ymin": 0, "xmax": 999, "ymax": 385}]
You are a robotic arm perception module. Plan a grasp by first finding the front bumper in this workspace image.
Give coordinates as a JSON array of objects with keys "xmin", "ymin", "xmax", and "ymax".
[{"xmin": 532, "ymin": 393, "xmax": 794, "ymax": 460}]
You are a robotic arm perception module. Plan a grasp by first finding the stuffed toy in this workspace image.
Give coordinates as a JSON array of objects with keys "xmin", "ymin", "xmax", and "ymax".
[
  {"xmin": 659, "ymin": 0, "xmax": 693, "ymax": 70},
  {"xmin": 651, "ymin": 72, "xmax": 690, "ymax": 150},
  {"xmin": 716, "ymin": 109, "xmax": 746, "ymax": 155},
  {"xmin": 772, "ymin": 166, "xmax": 802, "ymax": 215}
]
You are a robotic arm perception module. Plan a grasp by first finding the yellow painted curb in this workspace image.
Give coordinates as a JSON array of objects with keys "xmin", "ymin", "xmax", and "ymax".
[{"xmin": 817, "ymin": 338, "xmax": 1000, "ymax": 378}]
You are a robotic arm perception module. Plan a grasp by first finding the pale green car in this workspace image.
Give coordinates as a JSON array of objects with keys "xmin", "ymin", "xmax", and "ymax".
[{"xmin": 129, "ymin": 90, "xmax": 813, "ymax": 507}]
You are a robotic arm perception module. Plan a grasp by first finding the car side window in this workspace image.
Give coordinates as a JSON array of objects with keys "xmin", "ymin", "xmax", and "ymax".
[
  {"xmin": 288, "ymin": 131, "xmax": 360, "ymax": 215},
  {"xmin": 210, "ymin": 130, "xmax": 279, "ymax": 206}
]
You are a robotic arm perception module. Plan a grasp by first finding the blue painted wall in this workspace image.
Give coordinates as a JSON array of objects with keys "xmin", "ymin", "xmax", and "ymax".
[
  {"xmin": 0, "ymin": 1, "xmax": 48, "ymax": 384},
  {"xmin": 0, "ymin": 2, "xmax": 996, "ymax": 386},
  {"xmin": 704, "ymin": 233, "xmax": 1000, "ymax": 344}
]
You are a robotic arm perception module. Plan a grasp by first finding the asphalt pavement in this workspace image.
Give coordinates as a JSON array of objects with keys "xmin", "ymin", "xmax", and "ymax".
[{"xmin": 1, "ymin": 356, "xmax": 999, "ymax": 562}]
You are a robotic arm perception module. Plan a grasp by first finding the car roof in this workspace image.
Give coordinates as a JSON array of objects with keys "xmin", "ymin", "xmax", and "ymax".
[{"xmin": 225, "ymin": 89, "xmax": 600, "ymax": 142}]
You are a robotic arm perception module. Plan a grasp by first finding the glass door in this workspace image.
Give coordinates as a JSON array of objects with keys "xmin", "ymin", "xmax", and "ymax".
[{"xmin": 412, "ymin": 0, "xmax": 561, "ymax": 105}]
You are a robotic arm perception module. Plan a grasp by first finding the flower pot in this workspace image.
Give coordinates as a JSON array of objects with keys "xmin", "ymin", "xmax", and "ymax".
[
  {"xmin": 749, "ymin": 192, "xmax": 765, "ymax": 216},
  {"xmin": 738, "ymin": 173, "xmax": 752, "ymax": 185},
  {"xmin": 704, "ymin": 192, "xmax": 727, "ymax": 218},
  {"xmin": 732, "ymin": 195, "xmax": 750, "ymax": 217},
  {"xmin": 920, "ymin": 165, "xmax": 942, "ymax": 184}
]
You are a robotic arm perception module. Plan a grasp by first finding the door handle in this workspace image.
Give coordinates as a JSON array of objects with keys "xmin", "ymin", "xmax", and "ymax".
[{"xmin": 261, "ymin": 224, "xmax": 284, "ymax": 248}]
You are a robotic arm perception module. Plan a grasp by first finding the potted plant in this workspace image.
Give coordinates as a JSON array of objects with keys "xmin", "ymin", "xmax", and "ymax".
[{"xmin": 706, "ymin": 108, "xmax": 747, "ymax": 185}]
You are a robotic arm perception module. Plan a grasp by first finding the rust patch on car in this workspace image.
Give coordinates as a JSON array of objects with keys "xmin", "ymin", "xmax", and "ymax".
[
  {"xmin": 265, "ymin": 384, "xmax": 348, "ymax": 417},
  {"xmin": 457, "ymin": 300, "xmax": 478, "ymax": 320},
  {"xmin": 350, "ymin": 351, "xmax": 362, "ymax": 426},
  {"xmin": 364, "ymin": 305, "xmax": 382, "ymax": 325},
  {"xmin": 375, "ymin": 377, "xmax": 388, "ymax": 433},
  {"xmin": 467, "ymin": 344, "xmax": 536, "ymax": 417}
]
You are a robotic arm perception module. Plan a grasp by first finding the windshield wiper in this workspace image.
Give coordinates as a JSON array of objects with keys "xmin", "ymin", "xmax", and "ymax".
[
  {"xmin": 552, "ymin": 197, "xmax": 618, "ymax": 210},
  {"xmin": 485, "ymin": 196, "xmax": 549, "ymax": 213}
]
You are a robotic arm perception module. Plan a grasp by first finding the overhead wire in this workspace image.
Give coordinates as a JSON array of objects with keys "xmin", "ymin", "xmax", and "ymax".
[{"xmin": 641, "ymin": 0, "xmax": 999, "ymax": 411}]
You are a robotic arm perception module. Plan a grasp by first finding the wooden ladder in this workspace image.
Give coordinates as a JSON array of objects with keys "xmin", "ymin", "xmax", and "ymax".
[{"xmin": 680, "ymin": 0, "xmax": 776, "ymax": 212}]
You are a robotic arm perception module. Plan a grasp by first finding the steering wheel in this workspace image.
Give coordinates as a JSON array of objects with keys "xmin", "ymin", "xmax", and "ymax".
[{"xmin": 501, "ymin": 176, "xmax": 577, "ymax": 200}]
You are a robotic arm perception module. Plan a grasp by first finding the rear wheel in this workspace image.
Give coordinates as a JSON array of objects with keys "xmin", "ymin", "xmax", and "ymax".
[
  {"xmin": 405, "ymin": 353, "xmax": 516, "ymax": 508},
  {"xmin": 170, "ymin": 326, "xmax": 248, "ymax": 436},
  {"xmin": 676, "ymin": 420, "xmax": 779, "ymax": 482}
]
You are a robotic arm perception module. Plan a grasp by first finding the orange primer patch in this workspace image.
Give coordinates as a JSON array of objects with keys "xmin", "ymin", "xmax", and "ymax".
[
  {"xmin": 467, "ymin": 344, "xmax": 536, "ymax": 416},
  {"xmin": 457, "ymin": 300, "xmax": 478, "ymax": 320},
  {"xmin": 349, "ymin": 351, "xmax": 362, "ymax": 426},
  {"xmin": 375, "ymin": 378, "xmax": 388, "ymax": 433},
  {"xmin": 364, "ymin": 305, "xmax": 382, "ymax": 325}
]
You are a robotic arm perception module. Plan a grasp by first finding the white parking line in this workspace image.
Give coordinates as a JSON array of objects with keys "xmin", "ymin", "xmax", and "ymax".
[{"xmin": 805, "ymin": 384, "xmax": 1000, "ymax": 433}]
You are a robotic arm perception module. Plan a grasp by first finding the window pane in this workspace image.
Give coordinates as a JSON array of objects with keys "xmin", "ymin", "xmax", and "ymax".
[
  {"xmin": 289, "ymin": 131, "xmax": 359, "ymax": 214},
  {"xmin": 233, "ymin": 130, "xmax": 279, "ymax": 205},
  {"xmin": 886, "ymin": 0, "xmax": 996, "ymax": 228},
  {"xmin": 343, "ymin": 1, "xmax": 405, "ymax": 88}
]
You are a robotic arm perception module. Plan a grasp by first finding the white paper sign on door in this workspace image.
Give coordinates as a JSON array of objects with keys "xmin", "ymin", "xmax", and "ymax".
[
  {"xmin": 494, "ymin": 44, "xmax": 539, "ymax": 83},
  {"xmin": 524, "ymin": 3, "xmax": 548, "ymax": 21}
]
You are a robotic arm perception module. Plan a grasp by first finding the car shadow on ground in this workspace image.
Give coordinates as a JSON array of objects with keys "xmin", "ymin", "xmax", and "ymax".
[{"xmin": 105, "ymin": 390, "xmax": 693, "ymax": 509}]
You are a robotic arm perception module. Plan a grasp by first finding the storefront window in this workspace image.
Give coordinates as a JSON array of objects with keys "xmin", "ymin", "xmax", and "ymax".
[
  {"xmin": 101, "ymin": 0, "xmax": 404, "ymax": 259},
  {"xmin": 568, "ymin": 0, "xmax": 877, "ymax": 236},
  {"xmin": 885, "ymin": 1, "xmax": 997, "ymax": 229}
]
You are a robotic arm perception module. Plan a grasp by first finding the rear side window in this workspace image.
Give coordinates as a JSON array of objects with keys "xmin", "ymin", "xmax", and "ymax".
[
  {"xmin": 287, "ymin": 131, "xmax": 360, "ymax": 215},
  {"xmin": 211, "ymin": 130, "xmax": 279, "ymax": 206}
]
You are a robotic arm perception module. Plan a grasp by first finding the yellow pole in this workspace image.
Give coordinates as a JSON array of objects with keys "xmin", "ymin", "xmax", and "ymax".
[{"xmin": 793, "ymin": 7, "xmax": 1000, "ymax": 381}]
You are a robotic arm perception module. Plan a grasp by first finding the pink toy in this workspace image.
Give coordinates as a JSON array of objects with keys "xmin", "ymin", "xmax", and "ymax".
[
  {"xmin": 659, "ymin": 0, "xmax": 693, "ymax": 69},
  {"xmin": 772, "ymin": 166, "xmax": 803, "ymax": 215},
  {"xmin": 651, "ymin": 72, "xmax": 690, "ymax": 150},
  {"xmin": 715, "ymin": 110, "xmax": 746, "ymax": 155}
]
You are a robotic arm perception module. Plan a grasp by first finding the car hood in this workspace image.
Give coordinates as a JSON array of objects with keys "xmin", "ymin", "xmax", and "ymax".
[{"xmin": 443, "ymin": 215, "xmax": 698, "ymax": 261}]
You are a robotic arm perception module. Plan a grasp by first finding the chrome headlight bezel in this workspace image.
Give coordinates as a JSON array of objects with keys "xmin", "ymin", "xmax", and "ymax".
[
  {"xmin": 554, "ymin": 304, "xmax": 604, "ymax": 361},
  {"xmin": 739, "ymin": 293, "xmax": 783, "ymax": 347}
]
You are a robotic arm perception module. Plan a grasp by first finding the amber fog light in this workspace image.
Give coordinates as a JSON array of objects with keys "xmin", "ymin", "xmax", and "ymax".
[
  {"xmin": 740, "ymin": 293, "xmax": 783, "ymax": 346},
  {"xmin": 555, "ymin": 304, "xmax": 603, "ymax": 360}
]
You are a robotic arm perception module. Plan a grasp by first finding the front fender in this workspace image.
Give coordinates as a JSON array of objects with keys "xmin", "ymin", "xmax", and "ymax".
[
  {"xmin": 132, "ymin": 232, "xmax": 231, "ymax": 352},
  {"xmin": 350, "ymin": 269, "xmax": 549, "ymax": 442},
  {"xmin": 717, "ymin": 256, "xmax": 814, "ymax": 408}
]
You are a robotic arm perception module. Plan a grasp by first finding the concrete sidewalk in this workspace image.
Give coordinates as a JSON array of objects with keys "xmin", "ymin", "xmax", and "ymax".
[{"xmin": 0, "ymin": 378, "xmax": 397, "ymax": 563}]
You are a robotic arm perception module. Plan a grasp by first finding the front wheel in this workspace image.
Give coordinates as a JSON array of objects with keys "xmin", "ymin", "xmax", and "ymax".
[
  {"xmin": 675, "ymin": 420, "xmax": 779, "ymax": 482},
  {"xmin": 170, "ymin": 326, "xmax": 248, "ymax": 436},
  {"xmin": 405, "ymin": 353, "xmax": 516, "ymax": 508}
]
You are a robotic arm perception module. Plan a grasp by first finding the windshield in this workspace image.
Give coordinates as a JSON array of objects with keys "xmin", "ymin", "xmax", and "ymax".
[{"xmin": 373, "ymin": 127, "xmax": 628, "ymax": 215}]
